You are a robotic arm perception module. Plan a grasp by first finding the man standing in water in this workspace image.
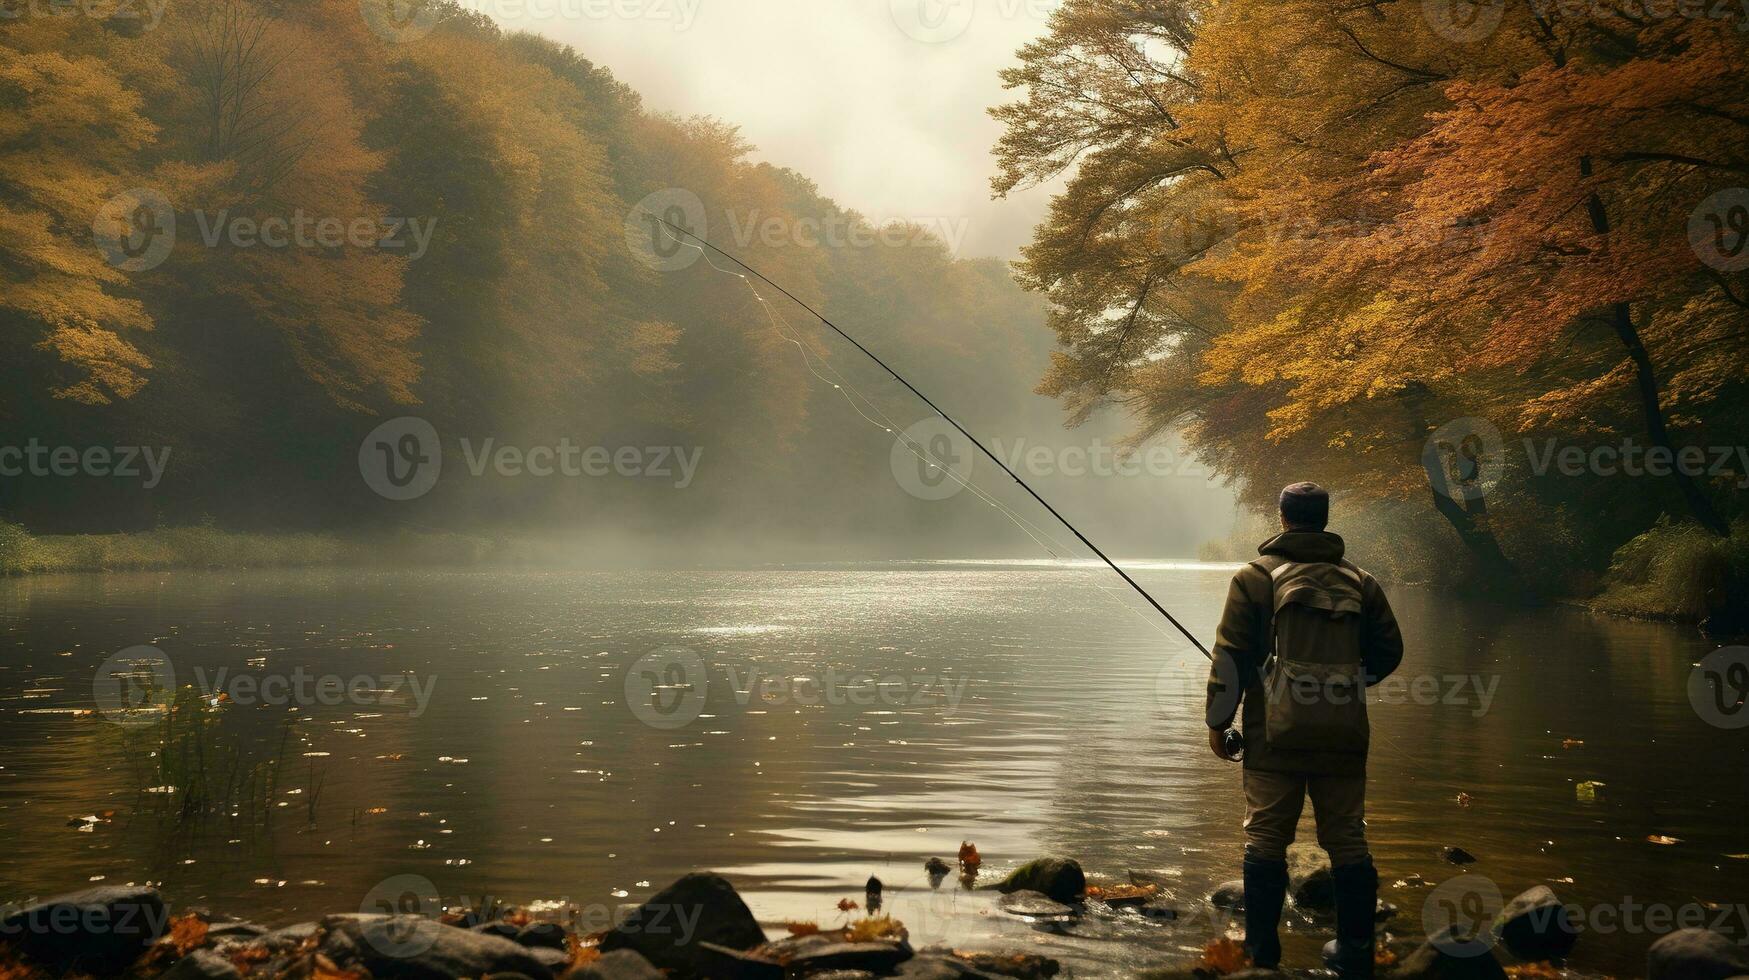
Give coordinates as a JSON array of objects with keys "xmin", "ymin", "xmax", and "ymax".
[{"xmin": 1205, "ymin": 483, "xmax": 1403, "ymax": 977}]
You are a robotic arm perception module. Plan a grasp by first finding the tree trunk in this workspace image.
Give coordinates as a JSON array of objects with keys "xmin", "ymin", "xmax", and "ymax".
[{"xmin": 1581, "ymin": 158, "xmax": 1730, "ymax": 537}]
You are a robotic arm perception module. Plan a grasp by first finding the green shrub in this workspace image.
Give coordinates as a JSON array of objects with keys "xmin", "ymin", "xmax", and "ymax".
[{"xmin": 1594, "ymin": 517, "xmax": 1749, "ymax": 622}]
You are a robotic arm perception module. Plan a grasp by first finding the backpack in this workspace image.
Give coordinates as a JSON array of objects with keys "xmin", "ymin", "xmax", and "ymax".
[{"xmin": 1251, "ymin": 556, "xmax": 1370, "ymax": 755}]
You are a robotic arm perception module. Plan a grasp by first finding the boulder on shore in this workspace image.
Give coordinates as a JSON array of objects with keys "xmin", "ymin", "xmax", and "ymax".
[
  {"xmin": 562, "ymin": 949, "xmax": 665, "ymax": 980},
  {"xmin": 1390, "ymin": 927, "xmax": 1507, "ymax": 980},
  {"xmin": 597, "ymin": 872, "xmax": 765, "ymax": 978},
  {"xmin": 992, "ymin": 858, "xmax": 1086, "ymax": 904},
  {"xmin": 1209, "ymin": 880, "xmax": 1245, "ymax": 912},
  {"xmin": 317, "ymin": 913, "xmax": 555, "ymax": 980},
  {"xmin": 1492, "ymin": 885, "xmax": 1578, "ymax": 961},
  {"xmin": 1291, "ymin": 866, "xmax": 1335, "ymax": 913},
  {"xmin": 0, "ymin": 885, "xmax": 169, "ymax": 976},
  {"xmin": 1646, "ymin": 928, "xmax": 1749, "ymax": 980}
]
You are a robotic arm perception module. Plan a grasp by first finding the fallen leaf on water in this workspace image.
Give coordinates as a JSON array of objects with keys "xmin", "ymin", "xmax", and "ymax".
[
  {"xmin": 1198, "ymin": 937, "xmax": 1250, "ymax": 975},
  {"xmin": 1647, "ymin": 835, "xmax": 1681, "ymax": 845},
  {"xmin": 958, "ymin": 841, "xmax": 981, "ymax": 873},
  {"xmin": 1376, "ymin": 946, "xmax": 1399, "ymax": 968},
  {"xmin": 1724, "ymin": 854, "xmax": 1749, "ymax": 860},
  {"xmin": 1455, "ymin": 792, "xmax": 1472, "ymax": 807},
  {"xmin": 835, "ymin": 898, "xmax": 860, "ymax": 913},
  {"xmin": 1561, "ymin": 739, "xmax": 1583, "ymax": 749},
  {"xmin": 1084, "ymin": 883, "xmax": 1159, "ymax": 903}
]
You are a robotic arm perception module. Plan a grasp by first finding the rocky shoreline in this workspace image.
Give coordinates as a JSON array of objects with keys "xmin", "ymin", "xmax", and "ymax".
[{"xmin": 2, "ymin": 858, "xmax": 1746, "ymax": 980}]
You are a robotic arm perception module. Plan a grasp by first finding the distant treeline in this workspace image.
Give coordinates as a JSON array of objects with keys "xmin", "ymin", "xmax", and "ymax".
[
  {"xmin": 0, "ymin": 0, "xmax": 1068, "ymax": 559},
  {"xmin": 992, "ymin": 1, "xmax": 1749, "ymax": 622}
]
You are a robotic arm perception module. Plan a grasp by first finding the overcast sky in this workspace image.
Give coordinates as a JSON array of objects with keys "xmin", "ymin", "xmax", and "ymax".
[{"xmin": 495, "ymin": 0, "xmax": 1063, "ymax": 259}]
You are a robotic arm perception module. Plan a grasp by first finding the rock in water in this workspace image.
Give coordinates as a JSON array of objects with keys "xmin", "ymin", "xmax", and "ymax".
[
  {"xmin": 1493, "ymin": 885, "xmax": 1578, "ymax": 961},
  {"xmin": 598, "ymin": 872, "xmax": 765, "ymax": 977},
  {"xmin": 163, "ymin": 949, "xmax": 245, "ymax": 980},
  {"xmin": 1391, "ymin": 928, "xmax": 1507, "ymax": 980},
  {"xmin": 1646, "ymin": 928, "xmax": 1749, "ymax": 980},
  {"xmin": 317, "ymin": 914, "xmax": 555, "ymax": 980},
  {"xmin": 0, "ymin": 885, "xmax": 169, "ymax": 976},
  {"xmin": 992, "ymin": 858, "xmax": 1086, "ymax": 904},
  {"xmin": 996, "ymin": 891, "xmax": 1075, "ymax": 920},
  {"xmin": 1209, "ymin": 880, "xmax": 1245, "ymax": 912},
  {"xmin": 563, "ymin": 949, "xmax": 665, "ymax": 979},
  {"xmin": 787, "ymin": 940, "xmax": 912, "ymax": 974},
  {"xmin": 1291, "ymin": 866, "xmax": 1335, "ymax": 913},
  {"xmin": 1442, "ymin": 846, "xmax": 1477, "ymax": 865}
]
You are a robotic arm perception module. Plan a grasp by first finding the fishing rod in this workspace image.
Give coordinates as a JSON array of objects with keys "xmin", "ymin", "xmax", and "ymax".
[{"xmin": 647, "ymin": 212, "xmax": 1214, "ymax": 662}]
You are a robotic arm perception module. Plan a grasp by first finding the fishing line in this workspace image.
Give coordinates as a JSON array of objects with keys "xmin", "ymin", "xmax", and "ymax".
[
  {"xmin": 644, "ymin": 212, "xmax": 1213, "ymax": 661},
  {"xmin": 652, "ymin": 221, "xmax": 1082, "ymax": 562}
]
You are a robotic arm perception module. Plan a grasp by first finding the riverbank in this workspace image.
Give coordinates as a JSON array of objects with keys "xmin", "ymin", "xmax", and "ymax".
[{"xmin": 3, "ymin": 864, "xmax": 1741, "ymax": 979}]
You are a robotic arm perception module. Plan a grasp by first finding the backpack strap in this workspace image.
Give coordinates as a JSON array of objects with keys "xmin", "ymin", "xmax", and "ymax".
[{"xmin": 1248, "ymin": 556, "xmax": 1290, "ymax": 678}]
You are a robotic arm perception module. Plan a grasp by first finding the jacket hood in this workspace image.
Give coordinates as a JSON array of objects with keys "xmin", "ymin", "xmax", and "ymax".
[{"xmin": 1258, "ymin": 530, "xmax": 1346, "ymax": 564}]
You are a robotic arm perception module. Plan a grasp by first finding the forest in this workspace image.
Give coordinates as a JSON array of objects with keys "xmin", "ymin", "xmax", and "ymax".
[
  {"xmin": 3, "ymin": 0, "xmax": 1747, "ymax": 622},
  {"xmin": 990, "ymin": 0, "xmax": 1749, "ymax": 623}
]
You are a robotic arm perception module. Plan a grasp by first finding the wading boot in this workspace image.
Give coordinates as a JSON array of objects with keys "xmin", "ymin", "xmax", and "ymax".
[
  {"xmin": 1321, "ymin": 858, "xmax": 1378, "ymax": 978},
  {"xmin": 1242, "ymin": 856, "xmax": 1289, "ymax": 969}
]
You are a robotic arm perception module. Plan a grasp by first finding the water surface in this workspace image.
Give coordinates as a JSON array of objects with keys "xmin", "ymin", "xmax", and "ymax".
[{"xmin": 0, "ymin": 564, "xmax": 1743, "ymax": 975}]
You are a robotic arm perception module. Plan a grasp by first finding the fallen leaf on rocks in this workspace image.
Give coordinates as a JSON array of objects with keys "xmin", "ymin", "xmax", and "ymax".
[
  {"xmin": 1198, "ymin": 937, "xmax": 1250, "ymax": 974},
  {"xmin": 958, "ymin": 841, "xmax": 981, "ymax": 873},
  {"xmin": 846, "ymin": 914, "xmax": 906, "ymax": 943},
  {"xmin": 1376, "ymin": 946, "xmax": 1399, "ymax": 968},
  {"xmin": 784, "ymin": 921, "xmax": 820, "ymax": 937},
  {"xmin": 1505, "ymin": 962, "xmax": 1563, "ymax": 978}
]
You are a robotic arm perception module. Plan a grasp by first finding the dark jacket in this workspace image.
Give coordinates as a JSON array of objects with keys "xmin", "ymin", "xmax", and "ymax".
[{"xmin": 1204, "ymin": 531, "xmax": 1403, "ymax": 776}]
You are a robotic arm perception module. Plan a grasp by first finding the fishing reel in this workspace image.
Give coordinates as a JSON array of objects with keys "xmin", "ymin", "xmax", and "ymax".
[{"xmin": 1221, "ymin": 728, "xmax": 1244, "ymax": 761}]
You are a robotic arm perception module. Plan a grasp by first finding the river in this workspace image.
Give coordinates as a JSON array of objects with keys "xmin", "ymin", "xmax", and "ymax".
[{"xmin": 0, "ymin": 562, "xmax": 1743, "ymax": 976}]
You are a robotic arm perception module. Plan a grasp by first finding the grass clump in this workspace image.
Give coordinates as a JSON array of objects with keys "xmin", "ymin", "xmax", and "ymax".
[{"xmin": 1594, "ymin": 517, "xmax": 1749, "ymax": 625}]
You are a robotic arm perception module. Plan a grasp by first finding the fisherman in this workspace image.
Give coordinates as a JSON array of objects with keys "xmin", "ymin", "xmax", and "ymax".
[{"xmin": 1205, "ymin": 482, "xmax": 1404, "ymax": 977}]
